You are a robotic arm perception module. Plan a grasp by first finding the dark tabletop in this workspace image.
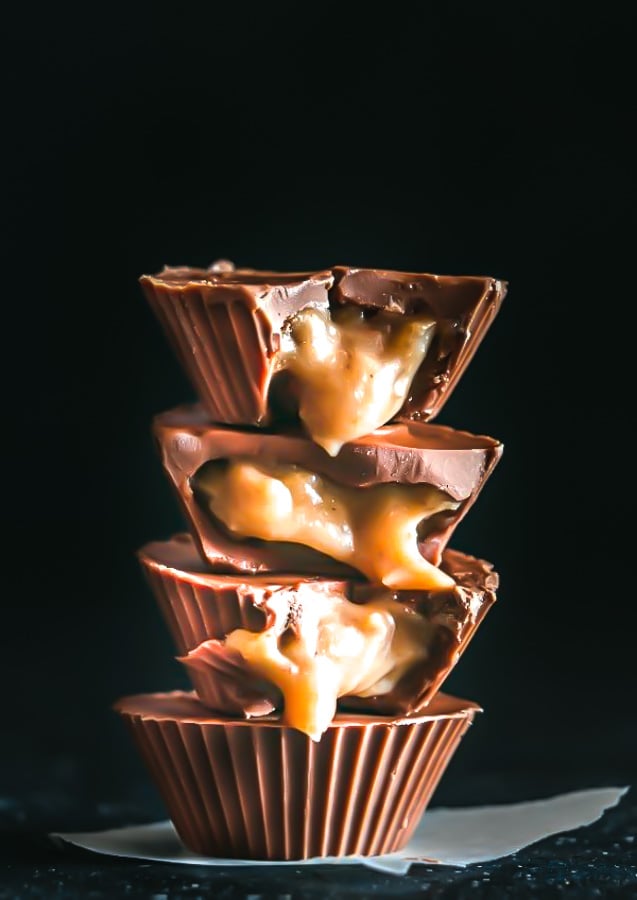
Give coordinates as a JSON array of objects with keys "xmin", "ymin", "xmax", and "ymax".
[{"xmin": 3, "ymin": 759, "xmax": 635, "ymax": 899}]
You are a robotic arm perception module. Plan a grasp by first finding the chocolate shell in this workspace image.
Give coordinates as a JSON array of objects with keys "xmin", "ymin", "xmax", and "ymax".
[
  {"xmin": 152, "ymin": 404, "xmax": 503, "ymax": 576},
  {"xmin": 114, "ymin": 689, "xmax": 480, "ymax": 860},
  {"xmin": 139, "ymin": 534, "xmax": 497, "ymax": 718},
  {"xmin": 140, "ymin": 264, "xmax": 505, "ymax": 429},
  {"xmin": 138, "ymin": 533, "xmax": 352, "ymax": 654}
]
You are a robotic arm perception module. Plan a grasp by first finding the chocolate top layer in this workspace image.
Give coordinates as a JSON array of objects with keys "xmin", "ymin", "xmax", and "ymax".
[
  {"xmin": 153, "ymin": 403, "xmax": 502, "ymax": 575},
  {"xmin": 114, "ymin": 689, "xmax": 481, "ymax": 726},
  {"xmin": 140, "ymin": 263, "xmax": 506, "ymax": 425}
]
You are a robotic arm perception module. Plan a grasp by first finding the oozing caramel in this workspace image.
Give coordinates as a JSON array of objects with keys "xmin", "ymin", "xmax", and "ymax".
[
  {"xmin": 276, "ymin": 306, "xmax": 436, "ymax": 455},
  {"xmin": 224, "ymin": 583, "xmax": 432, "ymax": 740},
  {"xmin": 195, "ymin": 459, "xmax": 457, "ymax": 590}
]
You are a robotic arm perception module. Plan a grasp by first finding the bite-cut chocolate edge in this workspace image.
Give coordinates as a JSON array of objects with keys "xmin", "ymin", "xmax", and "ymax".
[
  {"xmin": 152, "ymin": 404, "xmax": 503, "ymax": 575},
  {"xmin": 139, "ymin": 533, "xmax": 497, "ymax": 716},
  {"xmin": 140, "ymin": 264, "xmax": 506, "ymax": 426}
]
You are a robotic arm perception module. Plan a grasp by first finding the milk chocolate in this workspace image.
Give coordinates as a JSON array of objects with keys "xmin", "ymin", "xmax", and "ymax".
[
  {"xmin": 140, "ymin": 534, "xmax": 497, "ymax": 718},
  {"xmin": 140, "ymin": 264, "xmax": 505, "ymax": 428},
  {"xmin": 153, "ymin": 403, "xmax": 502, "ymax": 576},
  {"xmin": 138, "ymin": 533, "xmax": 353, "ymax": 654},
  {"xmin": 115, "ymin": 689, "xmax": 480, "ymax": 859}
]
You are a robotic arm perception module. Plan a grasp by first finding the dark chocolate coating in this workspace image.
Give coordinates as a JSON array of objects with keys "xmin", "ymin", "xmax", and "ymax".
[
  {"xmin": 140, "ymin": 264, "xmax": 506, "ymax": 427},
  {"xmin": 153, "ymin": 403, "xmax": 503, "ymax": 575}
]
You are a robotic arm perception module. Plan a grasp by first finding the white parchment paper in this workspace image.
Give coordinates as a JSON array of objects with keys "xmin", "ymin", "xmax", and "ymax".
[{"xmin": 52, "ymin": 786, "xmax": 629, "ymax": 876}]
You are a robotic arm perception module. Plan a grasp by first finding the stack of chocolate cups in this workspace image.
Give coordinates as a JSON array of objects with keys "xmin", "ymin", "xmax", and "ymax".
[{"xmin": 115, "ymin": 263, "xmax": 506, "ymax": 860}]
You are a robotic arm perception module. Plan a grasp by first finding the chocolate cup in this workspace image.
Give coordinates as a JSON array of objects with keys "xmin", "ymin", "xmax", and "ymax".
[
  {"xmin": 153, "ymin": 404, "xmax": 502, "ymax": 576},
  {"xmin": 140, "ymin": 265, "xmax": 505, "ymax": 428},
  {"xmin": 114, "ymin": 690, "xmax": 480, "ymax": 860},
  {"xmin": 138, "ymin": 534, "xmax": 497, "ymax": 717}
]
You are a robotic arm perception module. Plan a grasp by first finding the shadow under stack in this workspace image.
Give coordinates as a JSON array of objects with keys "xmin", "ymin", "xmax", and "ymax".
[{"xmin": 115, "ymin": 262, "xmax": 506, "ymax": 860}]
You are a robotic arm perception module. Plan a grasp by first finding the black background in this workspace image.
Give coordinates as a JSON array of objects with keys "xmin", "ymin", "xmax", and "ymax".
[{"xmin": 4, "ymin": 1, "xmax": 635, "ymax": 824}]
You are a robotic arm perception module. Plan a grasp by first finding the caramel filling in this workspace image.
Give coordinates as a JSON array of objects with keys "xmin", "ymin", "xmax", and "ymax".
[
  {"xmin": 275, "ymin": 306, "xmax": 436, "ymax": 455},
  {"xmin": 195, "ymin": 459, "xmax": 457, "ymax": 590},
  {"xmin": 224, "ymin": 583, "xmax": 432, "ymax": 740}
]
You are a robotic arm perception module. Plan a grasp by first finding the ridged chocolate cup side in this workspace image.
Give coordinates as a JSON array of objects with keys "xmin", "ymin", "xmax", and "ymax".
[
  {"xmin": 139, "ymin": 534, "xmax": 497, "ymax": 718},
  {"xmin": 140, "ymin": 268, "xmax": 333, "ymax": 424},
  {"xmin": 114, "ymin": 690, "xmax": 480, "ymax": 860}
]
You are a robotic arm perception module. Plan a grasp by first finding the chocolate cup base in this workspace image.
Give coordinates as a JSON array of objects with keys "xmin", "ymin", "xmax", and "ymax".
[{"xmin": 114, "ymin": 690, "xmax": 480, "ymax": 860}]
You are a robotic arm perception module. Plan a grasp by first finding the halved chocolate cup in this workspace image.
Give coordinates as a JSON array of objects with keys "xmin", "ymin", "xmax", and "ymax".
[
  {"xmin": 140, "ymin": 265, "xmax": 505, "ymax": 435},
  {"xmin": 139, "ymin": 533, "xmax": 497, "ymax": 718},
  {"xmin": 114, "ymin": 690, "xmax": 480, "ymax": 860},
  {"xmin": 152, "ymin": 404, "xmax": 502, "ymax": 579}
]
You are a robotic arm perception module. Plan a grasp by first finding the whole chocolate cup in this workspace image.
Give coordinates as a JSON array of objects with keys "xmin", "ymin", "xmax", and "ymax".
[
  {"xmin": 140, "ymin": 265, "xmax": 505, "ymax": 428},
  {"xmin": 139, "ymin": 533, "xmax": 497, "ymax": 717},
  {"xmin": 153, "ymin": 404, "xmax": 503, "ymax": 576},
  {"xmin": 114, "ymin": 690, "xmax": 480, "ymax": 860}
]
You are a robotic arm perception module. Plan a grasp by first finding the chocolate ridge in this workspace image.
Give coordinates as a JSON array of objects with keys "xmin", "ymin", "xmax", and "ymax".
[{"xmin": 152, "ymin": 404, "xmax": 503, "ymax": 574}]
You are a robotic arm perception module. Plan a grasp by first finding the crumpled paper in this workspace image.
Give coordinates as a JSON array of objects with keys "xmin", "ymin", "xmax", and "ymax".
[{"xmin": 53, "ymin": 786, "xmax": 628, "ymax": 875}]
